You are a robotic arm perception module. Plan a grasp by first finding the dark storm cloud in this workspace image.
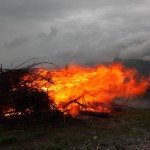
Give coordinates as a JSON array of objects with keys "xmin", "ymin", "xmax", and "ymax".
[{"xmin": 0, "ymin": 0, "xmax": 150, "ymax": 67}]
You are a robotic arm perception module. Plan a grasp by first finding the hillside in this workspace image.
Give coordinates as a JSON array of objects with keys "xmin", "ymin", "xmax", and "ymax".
[{"xmin": 113, "ymin": 58, "xmax": 150, "ymax": 75}]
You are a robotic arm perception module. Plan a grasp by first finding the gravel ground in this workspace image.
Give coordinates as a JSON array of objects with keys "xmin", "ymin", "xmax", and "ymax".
[{"xmin": 67, "ymin": 132, "xmax": 150, "ymax": 150}]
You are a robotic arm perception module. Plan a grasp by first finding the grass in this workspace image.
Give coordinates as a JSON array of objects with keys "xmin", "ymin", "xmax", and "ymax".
[{"xmin": 0, "ymin": 109, "xmax": 150, "ymax": 150}]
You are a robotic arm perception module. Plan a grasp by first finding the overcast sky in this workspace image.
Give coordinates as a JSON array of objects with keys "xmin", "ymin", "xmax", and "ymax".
[{"xmin": 0, "ymin": 0, "xmax": 150, "ymax": 67}]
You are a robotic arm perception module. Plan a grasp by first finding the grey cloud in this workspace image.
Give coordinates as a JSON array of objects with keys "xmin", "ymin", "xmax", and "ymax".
[
  {"xmin": 3, "ymin": 37, "xmax": 29, "ymax": 49},
  {"xmin": 36, "ymin": 7, "xmax": 150, "ymax": 65},
  {"xmin": 0, "ymin": 0, "xmax": 150, "ymax": 67},
  {"xmin": 0, "ymin": 0, "xmax": 143, "ymax": 21},
  {"xmin": 38, "ymin": 33, "xmax": 48, "ymax": 39}
]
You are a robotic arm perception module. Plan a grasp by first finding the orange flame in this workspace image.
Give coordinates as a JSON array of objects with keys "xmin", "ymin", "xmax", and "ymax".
[{"xmin": 23, "ymin": 63, "xmax": 149, "ymax": 117}]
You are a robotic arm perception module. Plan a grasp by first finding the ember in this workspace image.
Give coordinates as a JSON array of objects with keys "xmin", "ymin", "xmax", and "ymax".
[{"xmin": 23, "ymin": 63, "xmax": 149, "ymax": 117}]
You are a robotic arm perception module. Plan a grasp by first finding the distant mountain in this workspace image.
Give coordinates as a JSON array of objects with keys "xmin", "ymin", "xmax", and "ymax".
[{"xmin": 113, "ymin": 58, "xmax": 150, "ymax": 75}]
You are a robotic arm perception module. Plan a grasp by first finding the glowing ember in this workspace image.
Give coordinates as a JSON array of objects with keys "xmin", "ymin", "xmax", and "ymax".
[{"xmin": 23, "ymin": 63, "xmax": 149, "ymax": 117}]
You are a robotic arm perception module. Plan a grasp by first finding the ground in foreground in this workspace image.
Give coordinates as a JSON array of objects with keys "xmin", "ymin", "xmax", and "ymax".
[{"xmin": 0, "ymin": 109, "xmax": 150, "ymax": 150}]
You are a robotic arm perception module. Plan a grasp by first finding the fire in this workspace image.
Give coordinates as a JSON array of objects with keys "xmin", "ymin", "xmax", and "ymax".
[{"xmin": 23, "ymin": 63, "xmax": 149, "ymax": 117}]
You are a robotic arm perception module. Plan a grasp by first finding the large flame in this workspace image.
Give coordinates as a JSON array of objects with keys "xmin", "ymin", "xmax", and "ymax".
[{"xmin": 23, "ymin": 63, "xmax": 149, "ymax": 117}]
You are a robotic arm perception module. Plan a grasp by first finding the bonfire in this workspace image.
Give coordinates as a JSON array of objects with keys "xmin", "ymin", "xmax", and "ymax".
[
  {"xmin": 0, "ymin": 60, "xmax": 149, "ymax": 125},
  {"xmin": 23, "ymin": 63, "xmax": 149, "ymax": 117}
]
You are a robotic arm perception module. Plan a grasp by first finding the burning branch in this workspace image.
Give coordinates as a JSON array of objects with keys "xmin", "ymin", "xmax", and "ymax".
[{"xmin": 0, "ymin": 60, "xmax": 64, "ymax": 125}]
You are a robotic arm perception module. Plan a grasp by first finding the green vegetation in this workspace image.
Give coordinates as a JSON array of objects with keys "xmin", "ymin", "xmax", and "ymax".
[{"xmin": 0, "ymin": 109, "xmax": 150, "ymax": 150}]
